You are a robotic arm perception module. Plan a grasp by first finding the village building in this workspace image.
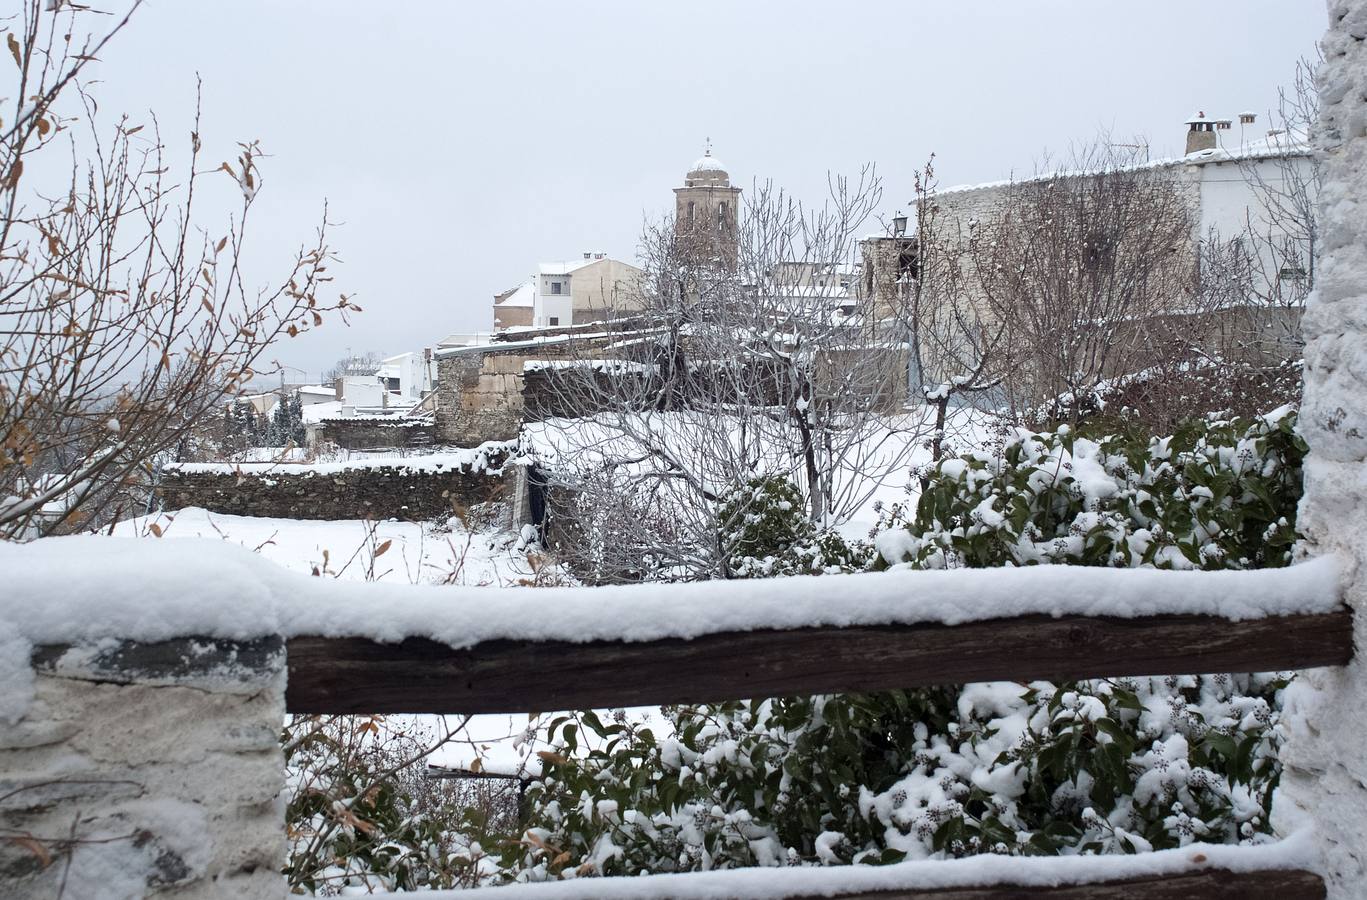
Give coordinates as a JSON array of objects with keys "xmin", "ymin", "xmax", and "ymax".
[
  {"xmin": 432, "ymin": 151, "xmax": 749, "ymax": 445},
  {"xmin": 858, "ymin": 110, "xmax": 1315, "ymax": 399},
  {"xmin": 492, "ymin": 253, "xmax": 644, "ymax": 330}
]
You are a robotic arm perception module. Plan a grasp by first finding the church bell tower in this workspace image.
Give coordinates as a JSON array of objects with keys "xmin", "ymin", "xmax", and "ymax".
[{"xmin": 673, "ymin": 144, "xmax": 741, "ymax": 269}]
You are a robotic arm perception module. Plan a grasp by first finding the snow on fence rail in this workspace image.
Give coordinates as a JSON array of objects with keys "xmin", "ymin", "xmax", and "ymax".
[
  {"xmin": 3, "ymin": 537, "xmax": 1350, "ymax": 715},
  {"xmin": 441, "ymin": 831, "xmax": 1324, "ymax": 900}
]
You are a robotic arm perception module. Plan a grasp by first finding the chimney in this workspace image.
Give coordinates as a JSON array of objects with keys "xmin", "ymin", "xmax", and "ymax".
[
  {"xmin": 594, "ymin": 252, "xmax": 605, "ymax": 260},
  {"xmin": 1185, "ymin": 111, "xmax": 1217, "ymax": 154},
  {"xmin": 1239, "ymin": 111, "xmax": 1257, "ymax": 126},
  {"xmin": 582, "ymin": 251, "xmax": 591, "ymax": 260}
]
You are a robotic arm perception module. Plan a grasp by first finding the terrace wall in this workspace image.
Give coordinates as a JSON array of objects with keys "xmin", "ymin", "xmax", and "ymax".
[
  {"xmin": 159, "ymin": 446, "xmax": 513, "ymax": 521},
  {"xmin": 1, "ymin": 638, "xmax": 286, "ymax": 899},
  {"xmin": 314, "ymin": 418, "xmax": 436, "ymax": 451}
]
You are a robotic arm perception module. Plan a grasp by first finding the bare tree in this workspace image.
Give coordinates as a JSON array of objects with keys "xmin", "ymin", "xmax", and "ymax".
[
  {"xmin": 526, "ymin": 168, "xmax": 927, "ymax": 581},
  {"xmin": 0, "ymin": 1, "xmax": 355, "ymax": 539},
  {"xmin": 893, "ymin": 156, "xmax": 1009, "ymax": 472},
  {"xmin": 324, "ymin": 350, "xmax": 384, "ymax": 384},
  {"xmin": 971, "ymin": 142, "xmax": 1200, "ymax": 424}
]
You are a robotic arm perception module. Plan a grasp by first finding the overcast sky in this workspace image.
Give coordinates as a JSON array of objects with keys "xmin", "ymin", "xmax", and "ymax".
[{"xmin": 85, "ymin": 0, "xmax": 1326, "ymax": 381}]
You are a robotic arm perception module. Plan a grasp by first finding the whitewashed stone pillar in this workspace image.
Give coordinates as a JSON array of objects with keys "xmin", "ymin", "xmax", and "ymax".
[
  {"xmin": 1277, "ymin": 2, "xmax": 1367, "ymax": 897},
  {"xmin": 0, "ymin": 638, "xmax": 287, "ymax": 899}
]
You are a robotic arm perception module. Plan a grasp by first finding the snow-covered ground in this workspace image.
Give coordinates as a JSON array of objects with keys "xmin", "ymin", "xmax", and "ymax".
[{"xmin": 111, "ymin": 506, "xmax": 544, "ymax": 587}]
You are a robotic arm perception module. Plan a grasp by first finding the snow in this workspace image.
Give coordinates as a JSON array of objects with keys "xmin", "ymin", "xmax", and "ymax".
[
  {"xmin": 523, "ymin": 359, "xmax": 654, "ymax": 374},
  {"xmin": 690, "ymin": 154, "xmax": 727, "ymax": 174},
  {"xmin": 0, "ymin": 533, "xmax": 1342, "ymax": 652},
  {"xmin": 163, "ymin": 440, "xmax": 513, "ymax": 476},
  {"xmin": 497, "ymin": 280, "xmax": 536, "ymax": 307},
  {"xmin": 427, "ymin": 829, "xmax": 1317, "ymax": 898},
  {"xmin": 937, "ymin": 127, "xmax": 1309, "ymax": 196},
  {"xmin": 539, "ymin": 259, "xmax": 600, "ymax": 276},
  {"xmin": 105, "ymin": 507, "xmax": 543, "ymax": 588},
  {"xmin": 434, "ymin": 325, "xmax": 668, "ymax": 359},
  {"xmin": 301, "ymin": 399, "xmax": 345, "ymax": 423}
]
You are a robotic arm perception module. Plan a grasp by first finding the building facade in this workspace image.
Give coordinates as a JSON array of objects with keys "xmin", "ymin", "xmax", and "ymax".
[{"xmin": 492, "ymin": 254, "xmax": 644, "ymax": 330}]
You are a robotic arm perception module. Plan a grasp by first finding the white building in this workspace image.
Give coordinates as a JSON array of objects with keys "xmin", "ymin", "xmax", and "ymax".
[
  {"xmin": 375, "ymin": 351, "xmax": 433, "ymax": 402},
  {"xmin": 492, "ymin": 252, "xmax": 644, "ymax": 330},
  {"xmin": 924, "ymin": 109, "xmax": 1315, "ymax": 306}
]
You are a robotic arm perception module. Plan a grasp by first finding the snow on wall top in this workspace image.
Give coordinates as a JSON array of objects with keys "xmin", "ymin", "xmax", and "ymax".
[
  {"xmin": 162, "ymin": 441, "xmax": 513, "ymax": 477},
  {"xmin": 430, "ymin": 829, "xmax": 1318, "ymax": 899},
  {"xmin": 0, "ymin": 534, "xmax": 1342, "ymax": 650}
]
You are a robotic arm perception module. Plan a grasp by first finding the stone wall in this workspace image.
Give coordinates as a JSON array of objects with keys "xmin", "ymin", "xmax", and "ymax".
[
  {"xmin": 1275, "ymin": 4, "xmax": 1367, "ymax": 897},
  {"xmin": 435, "ymin": 350, "xmax": 541, "ymax": 445},
  {"xmin": 160, "ymin": 449, "xmax": 512, "ymax": 521},
  {"xmin": 315, "ymin": 418, "xmax": 435, "ymax": 451},
  {"xmin": 1, "ymin": 638, "xmax": 285, "ymax": 899},
  {"xmin": 433, "ymin": 329, "xmax": 636, "ymax": 445}
]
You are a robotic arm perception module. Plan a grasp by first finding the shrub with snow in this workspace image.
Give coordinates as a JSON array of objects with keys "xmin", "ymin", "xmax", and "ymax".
[
  {"xmin": 717, "ymin": 475, "xmax": 868, "ymax": 578},
  {"xmin": 284, "ymin": 716, "xmax": 507, "ymax": 893},
  {"xmin": 488, "ymin": 411, "xmax": 1302, "ymax": 880},
  {"xmin": 877, "ymin": 407, "xmax": 1304, "ymax": 571}
]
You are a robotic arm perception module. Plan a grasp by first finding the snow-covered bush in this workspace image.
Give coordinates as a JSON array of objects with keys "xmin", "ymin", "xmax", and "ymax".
[
  {"xmin": 284, "ymin": 716, "xmax": 500, "ymax": 893},
  {"xmin": 489, "ymin": 411, "xmax": 1303, "ymax": 880},
  {"xmin": 877, "ymin": 407, "xmax": 1304, "ymax": 571},
  {"xmin": 717, "ymin": 475, "xmax": 868, "ymax": 578}
]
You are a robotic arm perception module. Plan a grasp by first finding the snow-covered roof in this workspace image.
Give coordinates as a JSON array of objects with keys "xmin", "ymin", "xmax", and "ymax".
[
  {"xmin": 689, "ymin": 153, "xmax": 727, "ymax": 174},
  {"xmin": 296, "ymin": 385, "xmax": 334, "ymax": 397},
  {"xmin": 434, "ymin": 325, "xmax": 667, "ymax": 358},
  {"xmin": 539, "ymin": 258, "xmax": 599, "ymax": 276},
  {"xmin": 301, "ymin": 400, "xmax": 344, "ymax": 424},
  {"xmin": 937, "ymin": 129, "xmax": 1310, "ymax": 197},
  {"xmin": 495, "ymin": 280, "xmax": 535, "ymax": 307},
  {"xmin": 1182, "ymin": 127, "xmax": 1310, "ymax": 165},
  {"xmin": 438, "ymin": 332, "xmax": 500, "ymax": 348}
]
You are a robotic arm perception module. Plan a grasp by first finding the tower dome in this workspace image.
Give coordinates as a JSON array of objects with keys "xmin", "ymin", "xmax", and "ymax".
[{"xmin": 685, "ymin": 149, "xmax": 730, "ymax": 187}]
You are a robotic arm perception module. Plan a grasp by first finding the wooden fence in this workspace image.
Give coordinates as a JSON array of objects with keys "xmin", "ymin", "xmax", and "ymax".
[{"xmin": 282, "ymin": 594, "xmax": 1352, "ymax": 898}]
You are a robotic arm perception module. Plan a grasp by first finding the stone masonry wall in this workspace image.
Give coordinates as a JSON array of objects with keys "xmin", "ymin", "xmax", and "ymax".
[
  {"xmin": 1, "ymin": 638, "xmax": 286, "ymax": 899},
  {"xmin": 1274, "ymin": 5, "xmax": 1367, "ymax": 898},
  {"xmin": 160, "ymin": 454, "xmax": 511, "ymax": 522},
  {"xmin": 315, "ymin": 418, "xmax": 435, "ymax": 451},
  {"xmin": 435, "ymin": 351, "xmax": 536, "ymax": 445}
]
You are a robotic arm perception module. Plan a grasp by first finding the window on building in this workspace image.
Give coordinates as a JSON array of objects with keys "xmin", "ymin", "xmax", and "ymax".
[
  {"xmin": 897, "ymin": 240, "xmax": 918, "ymax": 280},
  {"xmin": 550, "ymin": 281, "xmax": 562, "ymax": 295},
  {"xmin": 718, "ymin": 201, "xmax": 728, "ymax": 229},
  {"xmin": 687, "ymin": 201, "xmax": 695, "ymax": 224},
  {"xmin": 548, "ymin": 316, "xmax": 560, "ymax": 326}
]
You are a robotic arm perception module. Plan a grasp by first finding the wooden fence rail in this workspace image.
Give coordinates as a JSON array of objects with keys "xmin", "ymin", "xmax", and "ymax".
[{"xmin": 285, "ymin": 609, "xmax": 1353, "ymax": 714}]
